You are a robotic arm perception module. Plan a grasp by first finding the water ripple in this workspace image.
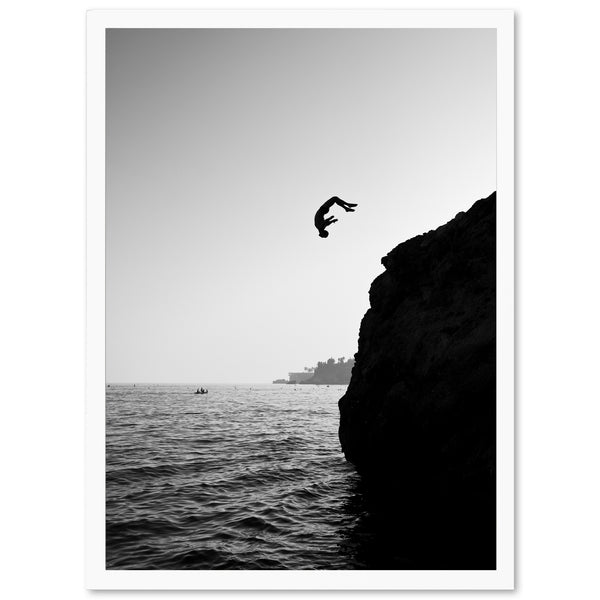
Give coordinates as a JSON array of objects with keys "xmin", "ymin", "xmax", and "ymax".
[{"xmin": 106, "ymin": 384, "xmax": 364, "ymax": 569}]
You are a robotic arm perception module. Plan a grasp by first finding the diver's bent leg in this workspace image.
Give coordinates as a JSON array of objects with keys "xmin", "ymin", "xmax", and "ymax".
[{"xmin": 335, "ymin": 199, "xmax": 357, "ymax": 211}]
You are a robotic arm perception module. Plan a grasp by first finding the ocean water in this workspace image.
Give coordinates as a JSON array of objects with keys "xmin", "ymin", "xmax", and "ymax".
[{"xmin": 106, "ymin": 384, "xmax": 374, "ymax": 570}]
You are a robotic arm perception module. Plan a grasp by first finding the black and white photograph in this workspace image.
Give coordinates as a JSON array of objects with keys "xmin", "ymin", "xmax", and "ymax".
[{"xmin": 87, "ymin": 9, "xmax": 514, "ymax": 590}]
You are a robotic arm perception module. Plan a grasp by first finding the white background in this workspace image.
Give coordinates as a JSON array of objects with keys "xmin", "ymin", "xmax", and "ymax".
[{"xmin": 1, "ymin": 0, "xmax": 598, "ymax": 599}]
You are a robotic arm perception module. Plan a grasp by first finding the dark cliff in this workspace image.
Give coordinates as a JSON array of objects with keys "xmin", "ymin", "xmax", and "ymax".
[{"xmin": 338, "ymin": 191, "xmax": 496, "ymax": 568}]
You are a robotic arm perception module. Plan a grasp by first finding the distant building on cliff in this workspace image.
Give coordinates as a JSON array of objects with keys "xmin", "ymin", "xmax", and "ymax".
[
  {"xmin": 288, "ymin": 372, "xmax": 313, "ymax": 384},
  {"xmin": 272, "ymin": 359, "xmax": 353, "ymax": 385},
  {"xmin": 301, "ymin": 357, "xmax": 354, "ymax": 385}
]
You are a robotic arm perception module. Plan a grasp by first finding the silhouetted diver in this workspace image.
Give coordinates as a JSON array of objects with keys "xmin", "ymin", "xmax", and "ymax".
[{"xmin": 314, "ymin": 196, "xmax": 357, "ymax": 238}]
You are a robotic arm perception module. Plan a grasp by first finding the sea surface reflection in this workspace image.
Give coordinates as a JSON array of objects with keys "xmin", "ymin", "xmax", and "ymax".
[{"xmin": 107, "ymin": 384, "xmax": 378, "ymax": 569}]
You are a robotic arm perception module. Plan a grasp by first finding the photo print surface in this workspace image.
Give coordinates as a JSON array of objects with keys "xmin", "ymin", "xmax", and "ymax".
[{"xmin": 105, "ymin": 27, "xmax": 497, "ymax": 571}]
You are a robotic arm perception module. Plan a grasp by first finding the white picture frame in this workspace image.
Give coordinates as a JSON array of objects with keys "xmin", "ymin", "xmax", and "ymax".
[{"xmin": 86, "ymin": 8, "xmax": 514, "ymax": 590}]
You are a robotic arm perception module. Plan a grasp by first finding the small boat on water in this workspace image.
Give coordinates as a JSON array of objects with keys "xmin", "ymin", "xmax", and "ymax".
[{"xmin": 194, "ymin": 388, "xmax": 208, "ymax": 395}]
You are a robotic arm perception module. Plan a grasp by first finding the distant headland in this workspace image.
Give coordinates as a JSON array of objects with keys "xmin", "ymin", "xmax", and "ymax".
[{"xmin": 273, "ymin": 357, "xmax": 355, "ymax": 385}]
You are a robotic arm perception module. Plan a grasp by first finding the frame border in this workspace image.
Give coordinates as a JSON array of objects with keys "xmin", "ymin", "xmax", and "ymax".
[{"xmin": 86, "ymin": 8, "xmax": 514, "ymax": 590}]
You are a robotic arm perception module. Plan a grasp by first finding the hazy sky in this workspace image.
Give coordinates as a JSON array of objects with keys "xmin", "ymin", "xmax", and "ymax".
[{"xmin": 106, "ymin": 28, "xmax": 496, "ymax": 383}]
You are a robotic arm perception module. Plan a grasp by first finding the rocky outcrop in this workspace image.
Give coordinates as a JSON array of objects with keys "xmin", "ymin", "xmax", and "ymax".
[{"xmin": 338, "ymin": 192, "xmax": 496, "ymax": 568}]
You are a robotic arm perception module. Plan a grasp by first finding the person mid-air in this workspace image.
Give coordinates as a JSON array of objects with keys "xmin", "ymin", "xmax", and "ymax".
[{"xmin": 314, "ymin": 196, "xmax": 358, "ymax": 238}]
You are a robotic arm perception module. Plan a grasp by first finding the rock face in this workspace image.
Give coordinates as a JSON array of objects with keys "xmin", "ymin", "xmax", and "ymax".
[{"xmin": 339, "ymin": 192, "xmax": 496, "ymax": 568}]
